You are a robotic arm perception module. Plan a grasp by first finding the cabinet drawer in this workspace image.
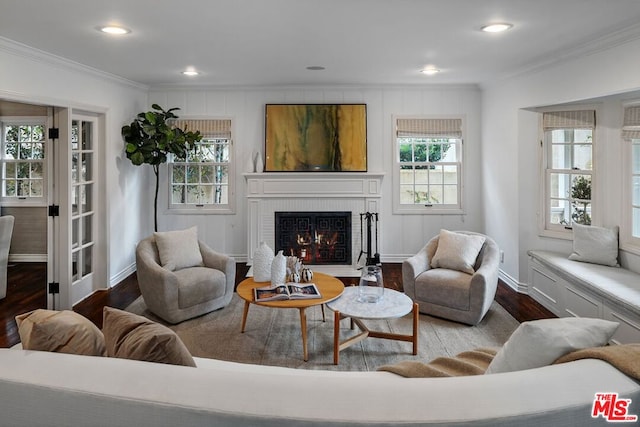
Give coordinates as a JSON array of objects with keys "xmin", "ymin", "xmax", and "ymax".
[
  {"xmin": 565, "ymin": 284, "xmax": 601, "ymax": 318},
  {"xmin": 603, "ymin": 305, "xmax": 640, "ymax": 344},
  {"xmin": 528, "ymin": 261, "xmax": 563, "ymax": 316}
]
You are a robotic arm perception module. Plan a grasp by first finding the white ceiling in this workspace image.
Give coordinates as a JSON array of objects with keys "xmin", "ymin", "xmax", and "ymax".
[{"xmin": 2, "ymin": 0, "xmax": 640, "ymax": 87}]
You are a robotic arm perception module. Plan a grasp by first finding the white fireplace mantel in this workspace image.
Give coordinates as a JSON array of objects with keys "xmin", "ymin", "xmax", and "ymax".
[{"xmin": 244, "ymin": 172, "xmax": 384, "ymax": 275}]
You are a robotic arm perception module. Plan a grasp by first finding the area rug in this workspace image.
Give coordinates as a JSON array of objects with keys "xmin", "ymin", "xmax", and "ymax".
[{"xmin": 125, "ymin": 293, "xmax": 519, "ymax": 371}]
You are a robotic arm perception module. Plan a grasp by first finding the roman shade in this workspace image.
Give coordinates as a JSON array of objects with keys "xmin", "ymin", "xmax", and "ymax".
[
  {"xmin": 396, "ymin": 118, "xmax": 462, "ymax": 138},
  {"xmin": 171, "ymin": 119, "xmax": 231, "ymax": 139}
]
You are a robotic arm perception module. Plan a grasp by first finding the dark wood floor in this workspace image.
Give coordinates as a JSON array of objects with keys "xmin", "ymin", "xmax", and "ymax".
[{"xmin": 0, "ymin": 262, "xmax": 555, "ymax": 348}]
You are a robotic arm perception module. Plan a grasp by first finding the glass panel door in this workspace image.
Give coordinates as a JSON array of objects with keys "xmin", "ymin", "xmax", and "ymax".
[{"xmin": 70, "ymin": 117, "xmax": 95, "ymax": 292}]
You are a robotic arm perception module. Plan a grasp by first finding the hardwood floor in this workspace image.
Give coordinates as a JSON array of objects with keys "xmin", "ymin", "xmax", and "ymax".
[{"xmin": 0, "ymin": 262, "xmax": 555, "ymax": 348}]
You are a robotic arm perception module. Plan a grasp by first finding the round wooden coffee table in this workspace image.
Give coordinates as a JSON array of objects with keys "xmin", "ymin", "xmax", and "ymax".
[{"xmin": 236, "ymin": 272, "xmax": 344, "ymax": 361}]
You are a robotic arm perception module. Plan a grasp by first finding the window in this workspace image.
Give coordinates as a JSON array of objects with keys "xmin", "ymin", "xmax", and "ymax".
[
  {"xmin": 394, "ymin": 117, "xmax": 463, "ymax": 213},
  {"xmin": 622, "ymin": 104, "xmax": 640, "ymax": 248},
  {"xmin": 169, "ymin": 119, "xmax": 233, "ymax": 213},
  {"xmin": 542, "ymin": 110, "xmax": 595, "ymax": 234},
  {"xmin": 1, "ymin": 119, "xmax": 47, "ymax": 203}
]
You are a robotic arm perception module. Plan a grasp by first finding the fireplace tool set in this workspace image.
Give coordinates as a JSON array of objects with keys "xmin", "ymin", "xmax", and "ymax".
[{"xmin": 357, "ymin": 212, "xmax": 380, "ymax": 268}]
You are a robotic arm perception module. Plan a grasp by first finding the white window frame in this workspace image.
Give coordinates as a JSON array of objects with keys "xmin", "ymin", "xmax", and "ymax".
[
  {"xmin": 0, "ymin": 116, "xmax": 50, "ymax": 207},
  {"xmin": 538, "ymin": 108, "xmax": 598, "ymax": 239},
  {"xmin": 167, "ymin": 118, "xmax": 235, "ymax": 214},
  {"xmin": 621, "ymin": 101, "xmax": 640, "ymax": 254},
  {"xmin": 392, "ymin": 115, "xmax": 464, "ymax": 215}
]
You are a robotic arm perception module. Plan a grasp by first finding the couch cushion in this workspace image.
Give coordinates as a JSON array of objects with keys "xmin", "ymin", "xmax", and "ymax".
[
  {"xmin": 568, "ymin": 223, "xmax": 619, "ymax": 267},
  {"xmin": 415, "ymin": 268, "xmax": 471, "ymax": 311},
  {"xmin": 15, "ymin": 309, "xmax": 106, "ymax": 356},
  {"xmin": 175, "ymin": 267, "xmax": 227, "ymax": 308},
  {"xmin": 485, "ymin": 317, "xmax": 619, "ymax": 374},
  {"xmin": 431, "ymin": 229, "xmax": 486, "ymax": 274},
  {"xmin": 154, "ymin": 226, "xmax": 203, "ymax": 271},
  {"xmin": 102, "ymin": 307, "xmax": 196, "ymax": 367}
]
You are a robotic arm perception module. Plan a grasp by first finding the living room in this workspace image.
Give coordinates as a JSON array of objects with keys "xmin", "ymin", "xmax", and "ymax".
[
  {"xmin": 2, "ymin": 1, "xmax": 640, "ymax": 310},
  {"xmin": 1, "ymin": 1, "xmax": 640, "ymax": 424}
]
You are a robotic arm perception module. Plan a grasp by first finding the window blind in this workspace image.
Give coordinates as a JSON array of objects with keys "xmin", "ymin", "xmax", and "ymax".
[
  {"xmin": 172, "ymin": 119, "xmax": 232, "ymax": 139},
  {"xmin": 542, "ymin": 110, "xmax": 595, "ymax": 130},
  {"xmin": 622, "ymin": 105, "xmax": 640, "ymax": 140},
  {"xmin": 396, "ymin": 118, "xmax": 462, "ymax": 138}
]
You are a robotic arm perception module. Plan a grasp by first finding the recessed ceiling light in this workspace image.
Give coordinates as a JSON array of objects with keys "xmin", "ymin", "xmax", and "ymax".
[
  {"xmin": 420, "ymin": 67, "xmax": 440, "ymax": 76},
  {"xmin": 98, "ymin": 26, "xmax": 131, "ymax": 35},
  {"xmin": 182, "ymin": 70, "xmax": 199, "ymax": 76},
  {"xmin": 481, "ymin": 23, "xmax": 513, "ymax": 33},
  {"xmin": 306, "ymin": 66, "xmax": 326, "ymax": 71}
]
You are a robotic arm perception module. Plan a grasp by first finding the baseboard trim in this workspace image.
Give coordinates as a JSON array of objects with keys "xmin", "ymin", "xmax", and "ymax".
[
  {"xmin": 110, "ymin": 262, "xmax": 136, "ymax": 288},
  {"xmin": 9, "ymin": 254, "xmax": 47, "ymax": 263},
  {"xmin": 499, "ymin": 269, "xmax": 527, "ymax": 293}
]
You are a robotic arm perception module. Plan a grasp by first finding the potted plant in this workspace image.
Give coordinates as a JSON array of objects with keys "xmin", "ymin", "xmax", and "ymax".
[
  {"xmin": 122, "ymin": 104, "xmax": 202, "ymax": 231},
  {"xmin": 570, "ymin": 175, "xmax": 591, "ymax": 225}
]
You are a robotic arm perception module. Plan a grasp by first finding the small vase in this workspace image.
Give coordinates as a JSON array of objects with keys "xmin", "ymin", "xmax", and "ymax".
[
  {"xmin": 271, "ymin": 250, "xmax": 287, "ymax": 285},
  {"xmin": 301, "ymin": 268, "xmax": 314, "ymax": 283},
  {"xmin": 253, "ymin": 242, "xmax": 274, "ymax": 282},
  {"xmin": 246, "ymin": 152, "xmax": 256, "ymax": 173},
  {"xmin": 255, "ymin": 151, "xmax": 264, "ymax": 173}
]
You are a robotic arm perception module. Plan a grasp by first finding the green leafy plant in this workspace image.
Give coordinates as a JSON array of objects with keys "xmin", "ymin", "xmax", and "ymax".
[
  {"xmin": 570, "ymin": 175, "xmax": 591, "ymax": 225},
  {"xmin": 122, "ymin": 104, "xmax": 202, "ymax": 231}
]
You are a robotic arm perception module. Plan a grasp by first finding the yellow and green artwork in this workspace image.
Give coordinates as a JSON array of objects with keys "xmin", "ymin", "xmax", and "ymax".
[{"xmin": 265, "ymin": 104, "xmax": 367, "ymax": 171}]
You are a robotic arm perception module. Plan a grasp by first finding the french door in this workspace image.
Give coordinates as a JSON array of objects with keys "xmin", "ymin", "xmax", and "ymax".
[
  {"xmin": 49, "ymin": 110, "xmax": 100, "ymax": 309},
  {"xmin": 69, "ymin": 115, "xmax": 96, "ymax": 302}
]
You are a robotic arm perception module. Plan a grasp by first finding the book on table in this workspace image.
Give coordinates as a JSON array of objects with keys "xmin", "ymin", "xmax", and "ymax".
[{"xmin": 254, "ymin": 283, "xmax": 321, "ymax": 302}]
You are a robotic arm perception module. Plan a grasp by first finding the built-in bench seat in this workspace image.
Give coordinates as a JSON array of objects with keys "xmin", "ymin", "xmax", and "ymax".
[{"xmin": 528, "ymin": 250, "xmax": 640, "ymax": 344}]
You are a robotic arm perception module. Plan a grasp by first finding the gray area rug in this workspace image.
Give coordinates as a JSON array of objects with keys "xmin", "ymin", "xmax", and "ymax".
[{"xmin": 126, "ymin": 293, "xmax": 519, "ymax": 371}]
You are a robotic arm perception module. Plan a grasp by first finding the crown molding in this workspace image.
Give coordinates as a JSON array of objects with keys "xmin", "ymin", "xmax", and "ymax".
[
  {"xmin": 483, "ymin": 21, "xmax": 640, "ymax": 88},
  {"xmin": 0, "ymin": 36, "xmax": 148, "ymax": 91}
]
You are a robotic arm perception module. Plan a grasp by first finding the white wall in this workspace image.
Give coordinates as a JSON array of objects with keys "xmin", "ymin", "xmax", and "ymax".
[
  {"xmin": 0, "ymin": 38, "xmax": 149, "ymax": 296},
  {"xmin": 482, "ymin": 37, "xmax": 640, "ymax": 288},
  {"xmin": 149, "ymin": 85, "xmax": 483, "ymax": 262}
]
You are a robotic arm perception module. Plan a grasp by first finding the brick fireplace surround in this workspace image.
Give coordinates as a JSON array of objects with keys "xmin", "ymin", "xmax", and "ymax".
[{"xmin": 245, "ymin": 172, "xmax": 384, "ymax": 277}]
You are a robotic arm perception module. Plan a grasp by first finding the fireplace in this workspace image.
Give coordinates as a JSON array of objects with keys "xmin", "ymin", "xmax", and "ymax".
[
  {"xmin": 245, "ymin": 172, "xmax": 383, "ymax": 276},
  {"xmin": 275, "ymin": 212, "xmax": 351, "ymax": 265}
]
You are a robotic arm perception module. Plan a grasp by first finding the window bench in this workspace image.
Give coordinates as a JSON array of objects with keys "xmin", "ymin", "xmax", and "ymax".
[{"xmin": 527, "ymin": 250, "xmax": 640, "ymax": 344}]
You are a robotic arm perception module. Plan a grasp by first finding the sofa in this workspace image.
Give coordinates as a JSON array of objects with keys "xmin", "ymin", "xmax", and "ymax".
[{"xmin": 1, "ymin": 348, "xmax": 638, "ymax": 426}]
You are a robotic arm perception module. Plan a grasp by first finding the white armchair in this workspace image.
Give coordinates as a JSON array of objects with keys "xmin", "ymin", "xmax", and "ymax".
[
  {"xmin": 135, "ymin": 228, "xmax": 235, "ymax": 324},
  {"xmin": 402, "ymin": 230, "xmax": 500, "ymax": 326}
]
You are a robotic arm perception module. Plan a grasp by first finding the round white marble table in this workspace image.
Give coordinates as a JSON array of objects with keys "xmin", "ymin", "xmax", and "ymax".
[{"xmin": 326, "ymin": 286, "xmax": 419, "ymax": 364}]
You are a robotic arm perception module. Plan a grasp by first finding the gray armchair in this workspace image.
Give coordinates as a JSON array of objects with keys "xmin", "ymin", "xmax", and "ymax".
[
  {"xmin": 402, "ymin": 231, "xmax": 499, "ymax": 326},
  {"xmin": 136, "ymin": 235, "xmax": 236, "ymax": 324},
  {"xmin": 0, "ymin": 215, "xmax": 14, "ymax": 300}
]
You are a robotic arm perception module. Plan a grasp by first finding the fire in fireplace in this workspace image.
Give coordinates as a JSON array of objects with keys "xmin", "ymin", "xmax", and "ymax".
[{"xmin": 275, "ymin": 212, "xmax": 351, "ymax": 265}]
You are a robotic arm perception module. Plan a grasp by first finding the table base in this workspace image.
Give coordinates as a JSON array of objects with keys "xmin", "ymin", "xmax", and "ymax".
[
  {"xmin": 332, "ymin": 303, "xmax": 419, "ymax": 365},
  {"xmin": 241, "ymin": 301, "xmax": 326, "ymax": 362}
]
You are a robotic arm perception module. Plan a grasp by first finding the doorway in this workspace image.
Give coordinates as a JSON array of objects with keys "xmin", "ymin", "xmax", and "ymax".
[{"xmin": 0, "ymin": 100, "xmax": 106, "ymax": 314}]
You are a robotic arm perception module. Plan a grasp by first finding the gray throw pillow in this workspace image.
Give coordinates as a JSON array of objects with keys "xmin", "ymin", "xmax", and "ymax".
[
  {"xmin": 568, "ymin": 224, "xmax": 619, "ymax": 267},
  {"xmin": 154, "ymin": 226, "xmax": 203, "ymax": 271},
  {"xmin": 485, "ymin": 317, "xmax": 619, "ymax": 374},
  {"xmin": 431, "ymin": 230, "xmax": 486, "ymax": 274}
]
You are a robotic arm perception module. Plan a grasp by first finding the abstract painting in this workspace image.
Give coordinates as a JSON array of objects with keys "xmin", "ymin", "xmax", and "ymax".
[{"xmin": 265, "ymin": 104, "xmax": 367, "ymax": 171}]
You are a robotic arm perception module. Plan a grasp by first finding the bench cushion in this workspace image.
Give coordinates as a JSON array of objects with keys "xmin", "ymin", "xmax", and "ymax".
[{"xmin": 528, "ymin": 250, "xmax": 640, "ymax": 316}]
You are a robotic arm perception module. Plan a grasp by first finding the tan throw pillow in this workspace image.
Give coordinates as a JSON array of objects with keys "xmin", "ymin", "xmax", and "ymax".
[
  {"xmin": 431, "ymin": 230, "xmax": 486, "ymax": 274},
  {"xmin": 102, "ymin": 307, "xmax": 196, "ymax": 367},
  {"xmin": 16, "ymin": 309, "xmax": 106, "ymax": 356},
  {"xmin": 153, "ymin": 226, "xmax": 203, "ymax": 271}
]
